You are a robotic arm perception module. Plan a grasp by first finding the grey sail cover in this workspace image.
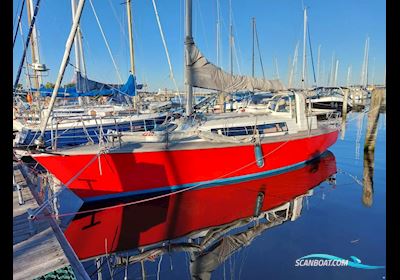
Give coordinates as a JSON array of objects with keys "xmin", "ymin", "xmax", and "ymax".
[{"xmin": 188, "ymin": 43, "xmax": 286, "ymax": 92}]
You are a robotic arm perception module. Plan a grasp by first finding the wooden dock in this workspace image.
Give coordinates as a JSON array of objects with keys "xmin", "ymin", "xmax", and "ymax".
[{"xmin": 13, "ymin": 163, "xmax": 90, "ymax": 280}]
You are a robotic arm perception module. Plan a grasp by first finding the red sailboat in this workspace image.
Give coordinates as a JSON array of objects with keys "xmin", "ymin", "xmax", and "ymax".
[{"xmin": 30, "ymin": 0, "xmax": 338, "ymax": 202}]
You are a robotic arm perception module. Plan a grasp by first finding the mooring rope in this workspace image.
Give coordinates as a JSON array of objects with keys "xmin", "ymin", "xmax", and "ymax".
[
  {"xmin": 88, "ymin": 0, "xmax": 123, "ymax": 84},
  {"xmin": 151, "ymin": 0, "xmax": 182, "ymax": 105}
]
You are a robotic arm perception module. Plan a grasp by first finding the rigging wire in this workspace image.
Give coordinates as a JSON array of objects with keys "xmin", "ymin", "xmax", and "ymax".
[
  {"xmin": 254, "ymin": 20, "xmax": 266, "ymax": 80},
  {"xmin": 130, "ymin": 2, "xmax": 148, "ymax": 87},
  {"xmin": 233, "ymin": 38, "xmax": 242, "ymax": 75},
  {"xmin": 18, "ymin": 20, "xmax": 33, "ymax": 92},
  {"xmin": 231, "ymin": 10, "xmax": 243, "ymax": 74},
  {"xmin": 194, "ymin": 0, "xmax": 210, "ymax": 54},
  {"xmin": 107, "ymin": 0, "xmax": 129, "ymax": 77},
  {"xmin": 151, "ymin": 0, "xmax": 182, "ymax": 104},
  {"xmin": 13, "ymin": 0, "xmax": 23, "ymax": 30},
  {"xmin": 108, "ymin": 0, "xmax": 128, "ymax": 44},
  {"xmin": 307, "ymin": 23, "xmax": 317, "ymax": 84},
  {"xmin": 13, "ymin": 0, "xmax": 26, "ymax": 48},
  {"xmin": 88, "ymin": 0, "xmax": 123, "ymax": 84}
]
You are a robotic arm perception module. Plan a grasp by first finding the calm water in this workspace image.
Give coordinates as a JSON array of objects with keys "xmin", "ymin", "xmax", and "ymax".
[{"xmin": 57, "ymin": 111, "xmax": 386, "ymax": 280}]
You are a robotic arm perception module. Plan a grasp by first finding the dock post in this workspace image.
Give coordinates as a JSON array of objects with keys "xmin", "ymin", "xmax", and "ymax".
[
  {"xmin": 341, "ymin": 88, "xmax": 349, "ymax": 119},
  {"xmin": 364, "ymin": 88, "xmax": 384, "ymax": 151},
  {"xmin": 362, "ymin": 149, "xmax": 374, "ymax": 207},
  {"xmin": 14, "ymin": 171, "xmax": 25, "ymax": 205},
  {"xmin": 340, "ymin": 88, "xmax": 349, "ymax": 140},
  {"xmin": 362, "ymin": 87, "xmax": 384, "ymax": 206},
  {"xmin": 27, "ymin": 208, "xmax": 36, "ymax": 235}
]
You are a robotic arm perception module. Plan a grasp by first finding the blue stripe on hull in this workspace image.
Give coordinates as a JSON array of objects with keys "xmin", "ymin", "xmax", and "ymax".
[{"xmin": 82, "ymin": 152, "xmax": 331, "ymax": 203}]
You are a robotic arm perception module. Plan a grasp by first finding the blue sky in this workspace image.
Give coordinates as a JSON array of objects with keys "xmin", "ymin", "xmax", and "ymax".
[{"xmin": 13, "ymin": 0, "xmax": 386, "ymax": 91}]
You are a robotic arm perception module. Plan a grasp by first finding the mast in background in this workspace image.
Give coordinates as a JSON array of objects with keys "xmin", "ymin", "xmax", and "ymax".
[
  {"xmin": 288, "ymin": 42, "xmax": 299, "ymax": 88},
  {"xmin": 126, "ymin": 0, "xmax": 137, "ymax": 110},
  {"xmin": 216, "ymin": 0, "xmax": 220, "ymax": 67},
  {"xmin": 301, "ymin": 7, "xmax": 307, "ymax": 89},
  {"xmin": 27, "ymin": 0, "xmax": 42, "ymax": 88},
  {"xmin": 229, "ymin": 0, "xmax": 233, "ymax": 75},
  {"xmin": 360, "ymin": 36, "xmax": 370, "ymax": 88},
  {"xmin": 346, "ymin": 65, "xmax": 352, "ymax": 87},
  {"xmin": 333, "ymin": 59, "xmax": 339, "ymax": 87},
  {"xmin": 252, "ymin": 17, "xmax": 255, "ymax": 78}
]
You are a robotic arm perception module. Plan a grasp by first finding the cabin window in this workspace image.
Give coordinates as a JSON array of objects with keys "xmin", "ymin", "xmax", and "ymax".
[
  {"xmin": 257, "ymin": 122, "xmax": 288, "ymax": 134},
  {"xmin": 211, "ymin": 122, "xmax": 288, "ymax": 136}
]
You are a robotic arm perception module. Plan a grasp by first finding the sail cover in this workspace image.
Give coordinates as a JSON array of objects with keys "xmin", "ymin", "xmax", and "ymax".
[
  {"xmin": 76, "ymin": 72, "xmax": 136, "ymax": 96},
  {"xmin": 34, "ymin": 73, "xmax": 136, "ymax": 98},
  {"xmin": 188, "ymin": 43, "xmax": 286, "ymax": 92}
]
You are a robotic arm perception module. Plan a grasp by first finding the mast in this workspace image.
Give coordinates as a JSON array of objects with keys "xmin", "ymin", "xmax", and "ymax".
[
  {"xmin": 346, "ymin": 65, "xmax": 352, "ymax": 87},
  {"xmin": 252, "ymin": 17, "xmax": 255, "ymax": 78},
  {"xmin": 71, "ymin": 0, "xmax": 84, "ymax": 105},
  {"xmin": 301, "ymin": 7, "xmax": 307, "ymax": 89},
  {"xmin": 70, "ymin": 0, "xmax": 87, "ymax": 92},
  {"xmin": 126, "ymin": 0, "xmax": 136, "ymax": 75},
  {"xmin": 13, "ymin": 0, "xmax": 42, "ymax": 90},
  {"xmin": 334, "ymin": 59, "xmax": 339, "ymax": 87},
  {"xmin": 288, "ymin": 42, "xmax": 299, "ymax": 88},
  {"xmin": 216, "ymin": 0, "xmax": 220, "ymax": 66},
  {"xmin": 316, "ymin": 44, "xmax": 321, "ymax": 85},
  {"xmin": 229, "ymin": 0, "xmax": 233, "ymax": 75},
  {"xmin": 126, "ymin": 0, "xmax": 137, "ymax": 109},
  {"xmin": 274, "ymin": 57, "xmax": 280, "ymax": 79},
  {"xmin": 71, "ymin": 0, "xmax": 81, "ymax": 73},
  {"xmin": 360, "ymin": 36, "xmax": 369, "ymax": 87},
  {"xmin": 76, "ymin": 25, "xmax": 88, "ymax": 91},
  {"xmin": 364, "ymin": 37, "xmax": 370, "ymax": 87},
  {"xmin": 35, "ymin": 0, "xmax": 86, "ymax": 146},
  {"xmin": 27, "ymin": 0, "xmax": 42, "ymax": 88},
  {"xmin": 287, "ymin": 55, "xmax": 291, "ymax": 86},
  {"xmin": 254, "ymin": 19, "xmax": 265, "ymax": 80},
  {"xmin": 329, "ymin": 52, "xmax": 334, "ymax": 86},
  {"xmin": 185, "ymin": 0, "xmax": 193, "ymax": 116}
]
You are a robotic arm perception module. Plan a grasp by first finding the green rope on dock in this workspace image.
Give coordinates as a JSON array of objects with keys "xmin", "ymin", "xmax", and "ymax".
[{"xmin": 34, "ymin": 265, "xmax": 77, "ymax": 280}]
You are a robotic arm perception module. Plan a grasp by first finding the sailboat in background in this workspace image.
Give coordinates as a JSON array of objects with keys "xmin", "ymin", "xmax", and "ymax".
[
  {"xmin": 13, "ymin": 0, "xmax": 173, "ymax": 149},
  {"xmin": 31, "ymin": 0, "xmax": 339, "ymax": 202}
]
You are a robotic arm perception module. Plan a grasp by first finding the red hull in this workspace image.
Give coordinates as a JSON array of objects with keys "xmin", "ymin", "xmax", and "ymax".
[
  {"xmin": 33, "ymin": 130, "xmax": 338, "ymax": 200},
  {"xmin": 64, "ymin": 151, "xmax": 337, "ymax": 260}
]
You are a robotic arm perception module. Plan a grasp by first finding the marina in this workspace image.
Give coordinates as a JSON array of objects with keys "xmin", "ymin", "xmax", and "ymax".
[
  {"xmin": 13, "ymin": 0, "xmax": 385, "ymax": 279},
  {"xmin": 12, "ymin": 90, "xmax": 386, "ymax": 279}
]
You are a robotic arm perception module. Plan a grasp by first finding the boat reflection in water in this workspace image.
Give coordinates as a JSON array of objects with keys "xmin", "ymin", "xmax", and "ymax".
[{"xmin": 64, "ymin": 151, "xmax": 337, "ymax": 278}]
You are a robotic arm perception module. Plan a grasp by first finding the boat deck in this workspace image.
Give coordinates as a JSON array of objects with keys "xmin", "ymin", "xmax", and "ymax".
[{"xmin": 32, "ymin": 124, "xmax": 338, "ymax": 156}]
